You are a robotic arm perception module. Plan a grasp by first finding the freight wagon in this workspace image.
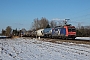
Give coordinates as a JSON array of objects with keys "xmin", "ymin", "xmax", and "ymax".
[
  {"xmin": 43, "ymin": 28, "xmax": 52, "ymax": 38},
  {"xmin": 36, "ymin": 29, "xmax": 44, "ymax": 37}
]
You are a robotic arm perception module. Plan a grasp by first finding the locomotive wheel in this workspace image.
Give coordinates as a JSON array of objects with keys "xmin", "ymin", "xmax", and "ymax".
[
  {"xmin": 72, "ymin": 38, "xmax": 75, "ymax": 40},
  {"xmin": 62, "ymin": 37, "xmax": 65, "ymax": 40},
  {"xmin": 51, "ymin": 36, "xmax": 54, "ymax": 39},
  {"xmin": 65, "ymin": 38, "xmax": 68, "ymax": 40}
]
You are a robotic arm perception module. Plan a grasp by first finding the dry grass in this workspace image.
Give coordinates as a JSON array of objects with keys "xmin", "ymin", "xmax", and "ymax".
[{"xmin": 12, "ymin": 36, "xmax": 19, "ymax": 38}]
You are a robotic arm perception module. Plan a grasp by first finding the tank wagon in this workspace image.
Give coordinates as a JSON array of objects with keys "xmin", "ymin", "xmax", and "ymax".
[{"xmin": 36, "ymin": 29, "xmax": 44, "ymax": 37}]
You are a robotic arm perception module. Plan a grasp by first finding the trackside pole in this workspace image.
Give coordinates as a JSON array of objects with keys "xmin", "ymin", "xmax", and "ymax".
[{"xmin": 36, "ymin": 32, "xmax": 37, "ymax": 39}]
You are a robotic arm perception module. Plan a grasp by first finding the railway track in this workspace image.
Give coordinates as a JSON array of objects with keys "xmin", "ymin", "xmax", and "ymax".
[
  {"xmin": 1, "ymin": 36, "xmax": 90, "ymax": 44},
  {"xmin": 39, "ymin": 38, "xmax": 90, "ymax": 45},
  {"xmin": 22, "ymin": 36, "xmax": 90, "ymax": 44}
]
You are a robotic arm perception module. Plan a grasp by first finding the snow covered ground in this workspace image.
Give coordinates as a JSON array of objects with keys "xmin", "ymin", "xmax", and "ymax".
[
  {"xmin": 0, "ymin": 36, "xmax": 7, "ymax": 37},
  {"xmin": 0, "ymin": 38, "xmax": 90, "ymax": 60},
  {"xmin": 75, "ymin": 37, "xmax": 90, "ymax": 40}
]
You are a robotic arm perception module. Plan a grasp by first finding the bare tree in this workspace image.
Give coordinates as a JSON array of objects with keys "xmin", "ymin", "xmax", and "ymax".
[
  {"xmin": 5, "ymin": 26, "xmax": 12, "ymax": 36},
  {"xmin": 32, "ymin": 17, "xmax": 49, "ymax": 30},
  {"xmin": 50, "ymin": 20, "xmax": 56, "ymax": 28},
  {"xmin": 33, "ymin": 18, "xmax": 39, "ymax": 30},
  {"xmin": 78, "ymin": 22, "xmax": 81, "ymax": 29},
  {"xmin": 57, "ymin": 21, "xmax": 62, "ymax": 26},
  {"xmin": 40, "ymin": 17, "xmax": 49, "ymax": 29},
  {"xmin": 2, "ymin": 29, "xmax": 6, "ymax": 35}
]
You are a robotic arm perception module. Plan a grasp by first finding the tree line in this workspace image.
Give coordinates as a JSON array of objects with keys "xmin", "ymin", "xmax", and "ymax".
[
  {"xmin": 2, "ymin": 26, "xmax": 12, "ymax": 36},
  {"xmin": 76, "ymin": 26, "xmax": 90, "ymax": 37},
  {"xmin": 1, "ymin": 26, "xmax": 25, "ymax": 37},
  {"xmin": 1, "ymin": 17, "xmax": 90, "ymax": 37}
]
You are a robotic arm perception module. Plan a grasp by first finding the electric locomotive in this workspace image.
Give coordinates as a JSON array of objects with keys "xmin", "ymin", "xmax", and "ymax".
[{"xmin": 51, "ymin": 24, "xmax": 76, "ymax": 39}]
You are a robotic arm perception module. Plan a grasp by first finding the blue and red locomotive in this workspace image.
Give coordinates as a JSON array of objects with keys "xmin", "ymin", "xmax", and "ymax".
[{"xmin": 51, "ymin": 25, "xmax": 76, "ymax": 39}]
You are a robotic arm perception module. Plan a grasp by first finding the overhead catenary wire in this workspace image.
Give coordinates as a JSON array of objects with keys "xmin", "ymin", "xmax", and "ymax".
[
  {"xmin": 68, "ymin": 8, "xmax": 90, "ymax": 19},
  {"xmin": 70, "ymin": 13, "xmax": 90, "ymax": 19},
  {"xmin": 63, "ymin": 8, "xmax": 90, "ymax": 25}
]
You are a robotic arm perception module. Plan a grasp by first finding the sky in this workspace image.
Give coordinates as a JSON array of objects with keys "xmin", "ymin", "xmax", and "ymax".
[{"xmin": 0, "ymin": 0, "xmax": 90, "ymax": 32}]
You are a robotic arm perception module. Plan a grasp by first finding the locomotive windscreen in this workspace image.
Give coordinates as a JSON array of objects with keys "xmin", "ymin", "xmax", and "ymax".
[{"xmin": 68, "ymin": 28, "xmax": 76, "ymax": 32}]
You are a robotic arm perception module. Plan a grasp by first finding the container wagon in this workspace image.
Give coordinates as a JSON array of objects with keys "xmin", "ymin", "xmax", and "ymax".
[{"xmin": 43, "ymin": 28, "xmax": 52, "ymax": 38}]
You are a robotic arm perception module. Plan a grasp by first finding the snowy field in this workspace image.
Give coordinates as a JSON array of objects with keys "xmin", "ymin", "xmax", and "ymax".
[
  {"xmin": 0, "ymin": 38, "xmax": 90, "ymax": 60},
  {"xmin": 75, "ymin": 37, "xmax": 90, "ymax": 40},
  {"xmin": 0, "ymin": 36, "xmax": 7, "ymax": 37}
]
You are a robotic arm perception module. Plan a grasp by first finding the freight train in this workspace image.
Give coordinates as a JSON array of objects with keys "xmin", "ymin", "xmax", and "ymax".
[{"xmin": 34, "ymin": 24, "xmax": 76, "ymax": 39}]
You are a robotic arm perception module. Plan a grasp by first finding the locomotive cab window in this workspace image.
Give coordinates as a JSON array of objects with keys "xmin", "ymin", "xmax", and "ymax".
[
  {"xmin": 68, "ymin": 29, "xmax": 72, "ymax": 32},
  {"xmin": 68, "ymin": 28, "xmax": 76, "ymax": 32},
  {"xmin": 72, "ymin": 28, "xmax": 76, "ymax": 32}
]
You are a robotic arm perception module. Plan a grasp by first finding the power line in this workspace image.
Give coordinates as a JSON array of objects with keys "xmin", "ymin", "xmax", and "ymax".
[
  {"xmin": 71, "ymin": 13, "xmax": 90, "ymax": 19},
  {"xmin": 68, "ymin": 8, "xmax": 90, "ymax": 18}
]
